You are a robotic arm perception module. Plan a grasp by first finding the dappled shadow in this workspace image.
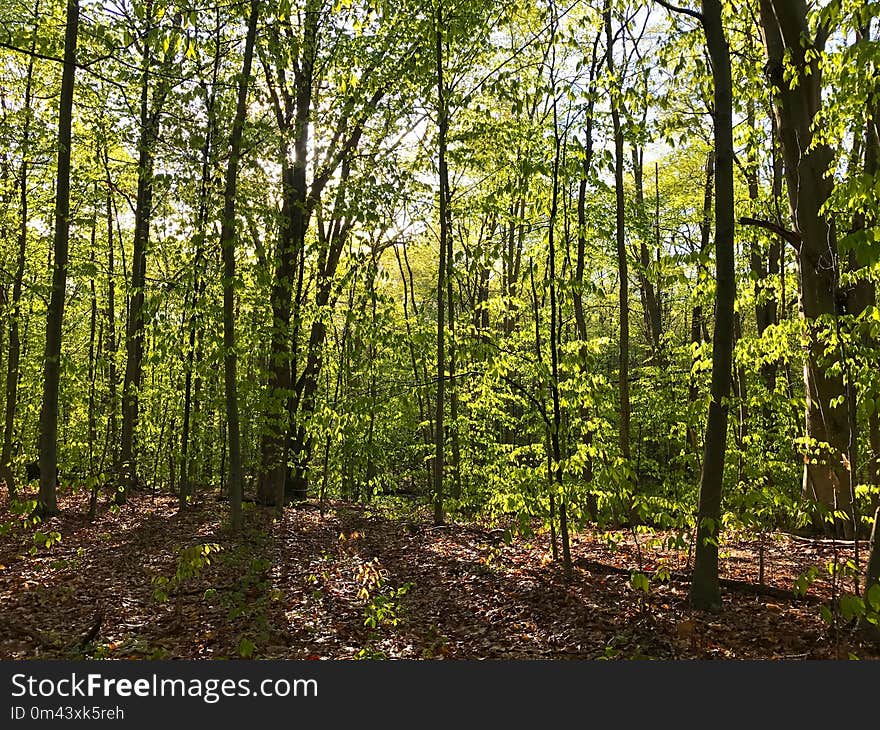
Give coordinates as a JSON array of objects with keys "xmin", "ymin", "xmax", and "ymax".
[
  {"xmin": 2, "ymin": 496, "xmax": 876, "ymax": 659},
  {"xmin": 0, "ymin": 491, "xmax": 277, "ymax": 659}
]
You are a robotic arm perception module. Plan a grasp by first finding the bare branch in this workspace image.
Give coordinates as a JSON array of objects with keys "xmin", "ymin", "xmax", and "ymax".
[
  {"xmin": 654, "ymin": 0, "xmax": 704, "ymax": 22},
  {"xmin": 739, "ymin": 216, "xmax": 801, "ymax": 248}
]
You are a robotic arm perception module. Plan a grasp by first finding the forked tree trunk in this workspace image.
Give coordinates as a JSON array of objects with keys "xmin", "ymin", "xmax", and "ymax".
[{"xmin": 258, "ymin": 1, "xmax": 320, "ymax": 508}]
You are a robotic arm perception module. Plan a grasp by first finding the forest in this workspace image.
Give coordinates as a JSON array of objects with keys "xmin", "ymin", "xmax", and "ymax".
[{"xmin": 0, "ymin": 0, "xmax": 879, "ymax": 661}]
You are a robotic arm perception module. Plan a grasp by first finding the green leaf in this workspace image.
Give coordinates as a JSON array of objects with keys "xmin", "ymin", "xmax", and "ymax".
[{"xmin": 238, "ymin": 637, "xmax": 256, "ymax": 658}]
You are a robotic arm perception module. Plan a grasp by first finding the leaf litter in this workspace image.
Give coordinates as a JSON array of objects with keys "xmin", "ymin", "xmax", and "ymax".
[{"xmin": 0, "ymin": 492, "xmax": 877, "ymax": 660}]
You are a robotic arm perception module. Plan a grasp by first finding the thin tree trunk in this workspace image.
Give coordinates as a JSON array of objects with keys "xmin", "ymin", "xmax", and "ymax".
[
  {"xmin": 546, "ymin": 12, "xmax": 570, "ymax": 576},
  {"xmin": 690, "ymin": 0, "xmax": 735, "ymax": 611},
  {"xmin": 1, "ymin": 5, "xmax": 38, "ymax": 498},
  {"xmin": 433, "ymin": 3, "xmax": 449, "ymax": 526},
  {"xmin": 218, "ymin": 0, "xmax": 258, "ymax": 530},
  {"xmin": 180, "ymin": 10, "xmax": 222, "ymax": 510},
  {"xmin": 447, "ymin": 199, "xmax": 462, "ymax": 501},
  {"xmin": 632, "ymin": 147, "xmax": 662, "ymax": 359},
  {"xmin": 605, "ymin": 6, "xmax": 631, "ymax": 463},
  {"xmin": 101, "ymin": 152, "xmax": 119, "ymax": 478},
  {"xmin": 87, "ymin": 208, "xmax": 98, "ymax": 479},
  {"xmin": 37, "ymin": 0, "xmax": 79, "ymax": 515},
  {"xmin": 687, "ymin": 154, "xmax": 714, "ymax": 463},
  {"xmin": 119, "ymin": 0, "xmax": 164, "ymax": 503},
  {"xmin": 573, "ymin": 35, "xmax": 600, "ymax": 511}
]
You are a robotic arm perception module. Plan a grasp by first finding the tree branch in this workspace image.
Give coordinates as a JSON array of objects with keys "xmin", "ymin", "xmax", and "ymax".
[
  {"xmin": 739, "ymin": 216, "xmax": 801, "ymax": 248},
  {"xmin": 653, "ymin": 0, "xmax": 704, "ymax": 22}
]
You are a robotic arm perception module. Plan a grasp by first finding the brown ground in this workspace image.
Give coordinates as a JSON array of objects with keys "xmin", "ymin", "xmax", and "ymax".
[{"xmin": 0, "ymin": 490, "xmax": 877, "ymax": 660}]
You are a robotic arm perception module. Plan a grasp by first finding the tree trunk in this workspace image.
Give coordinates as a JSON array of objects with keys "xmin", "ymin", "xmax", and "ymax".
[
  {"xmin": 690, "ymin": 0, "xmax": 735, "ymax": 611},
  {"xmin": 101, "ymin": 154, "xmax": 119, "ymax": 478},
  {"xmin": 37, "ymin": 0, "xmax": 79, "ymax": 515},
  {"xmin": 118, "ymin": 0, "xmax": 164, "ymax": 504},
  {"xmin": 1, "ymin": 8, "xmax": 37, "ymax": 498},
  {"xmin": 447, "ymin": 196, "xmax": 462, "ymax": 501},
  {"xmin": 433, "ymin": 4, "xmax": 449, "ymax": 526},
  {"xmin": 573, "ymin": 33, "xmax": 599, "ymax": 506},
  {"xmin": 632, "ymin": 147, "xmax": 662, "ymax": 359},
  {"xmin": 258, "ymin": 3, "xmax": 319, "ymax": 508},
  {"xmin": 218, "ymin": 0, "xmax": 258, "ymax": 529},
  {"xmin": 180, "ymin": 10, "xmax": 222, "ymax": 510},
  {"xmin": 605, "ymin": 7, "xmax": 630, "ymax": 463},
  {"xmin": 546, "ymin": 13, "xmax": 570, "ymax": 576},
  {"xmin": 758, "ymin": 0, "xmax": 850, "ymax": 521}
]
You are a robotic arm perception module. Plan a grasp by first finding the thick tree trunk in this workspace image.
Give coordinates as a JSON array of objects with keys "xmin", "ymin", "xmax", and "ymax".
[
  {"xmin": 690, "ymin": 0, "xmax": 735, "ymax": 611},
  {"xmin": 258, "ymin": 4, "xmax": 319, "ymax": 508},
  {"xmin": 758, "ymin": 0, "xmax": 850, "ymax": 520},
  {"xmin": 37, "ymin": 0, "xmax": 79, "ymax": 515}
]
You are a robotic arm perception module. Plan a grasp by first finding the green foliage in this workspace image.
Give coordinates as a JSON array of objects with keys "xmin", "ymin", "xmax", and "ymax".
[{"xmin": 152, "ymin": 543, "xmax": 222, "ymax": 603}]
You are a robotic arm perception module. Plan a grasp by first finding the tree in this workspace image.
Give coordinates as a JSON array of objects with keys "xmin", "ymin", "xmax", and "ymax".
[
  {"xmin": 655, "ymin": 0, "xmax": 735, "ymax": 610},
  {"xmin": 36, "ymin": 0, "xmax": 79, "ymax": 515},
  {"xmin": 218, "ymin": 0, "xmax": 259, "ymax": 530},
  {"xmin": 756, "ymin": 0, "xmax": 850, "ymax": 522},
  {"xmin": 0, "ymin": 0, "xmax": 40, "ymax": 499}
]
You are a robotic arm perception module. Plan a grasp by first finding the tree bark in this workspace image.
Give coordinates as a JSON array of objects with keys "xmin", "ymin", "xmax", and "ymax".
[
  {"xmin": 758, "ymin": 0, "xmax": 850, "ymax": 521},
  {"xmin": 1, "ymin": 4, "xmax": 38, "ymax": 498},
  {"xmin": 632, "ymin": 147, "xmax": 663, "ymax": 359},
  {"xmin": 690, "ymin": 0, "xmax": 735, "ymax": 611},
  {"xmin": 433, "ymin": 2, "xmax": 449, "ymax": 526},
  {"xmin": 37, "ymin": 0, "xmax": 79, "ymax": 515},
  {"xmin": 547, "ymin": 10, "xmax": 570, "ymax": 575},
  {"xmin": 258, "ymin": 3, "xmax": 320, "ymax": 507},
  {"xmin": 218, "ymin": 0, "xmax": 258, "ymax": 529},
  {"xmin": 180, "ymin": 9, "xmax": 222, "ymax": 509},
  {"xmin": 605, "ymin": 6, "xmax": 630, "ymax": 463},
  {"xmin": 118, "ymin": 0, "xmax": 169, "ymax": 503}
]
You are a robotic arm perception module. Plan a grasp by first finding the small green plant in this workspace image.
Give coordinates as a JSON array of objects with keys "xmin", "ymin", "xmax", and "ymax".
[
  {"xmin": 30, "ymin": 530, "xmax": 62, "ymax": 555},
  {"xmin": 364, "ymin": 583, "xmax": 412, "ymax": 629},
  {"xmin": 152, "ymin": 543, "xmax": 222, "ymax": 602},
  {"xmin": 354, "ymin": 645, "xmax": 388, "ymax": 660},
  {"xmin": 237, "ymin": 636, "xmax": 256, "ymax": 658},
  {"xmin": 353, "ymin": 558, "xmax": 412, "ymax": 659}
]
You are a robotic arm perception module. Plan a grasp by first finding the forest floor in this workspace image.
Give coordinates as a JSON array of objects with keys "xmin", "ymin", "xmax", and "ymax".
[{"xmin": 1, "ymin": 490, "xmax": 878, "ymax": 660}]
